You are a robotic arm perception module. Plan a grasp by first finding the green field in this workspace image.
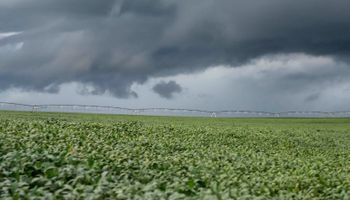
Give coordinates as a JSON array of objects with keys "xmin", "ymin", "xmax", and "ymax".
[{"xmin": 1, "ymin": 111, "xmax": 350, "ymax": 199}]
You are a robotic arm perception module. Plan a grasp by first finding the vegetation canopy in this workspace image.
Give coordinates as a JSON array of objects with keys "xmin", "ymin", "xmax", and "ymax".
[{"xmin": 0, "ymin": 111, "xmax": 350, "ymax": 199}]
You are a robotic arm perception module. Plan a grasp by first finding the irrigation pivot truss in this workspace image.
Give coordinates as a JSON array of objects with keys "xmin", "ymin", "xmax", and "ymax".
[{"xmin": 1, "ymin": 101, "xmax": 350, "ymax": 118}]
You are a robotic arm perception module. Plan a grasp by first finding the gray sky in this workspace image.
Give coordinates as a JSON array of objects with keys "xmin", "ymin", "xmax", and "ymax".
[{"xmin": 1, "ymin": 0, "xmax": 350, "ymax": 111}]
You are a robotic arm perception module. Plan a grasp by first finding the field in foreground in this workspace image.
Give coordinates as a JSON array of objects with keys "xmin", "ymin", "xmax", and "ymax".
[{"xmin": 1, "ymin": 111, "xmax": 350, "ymax": 199}]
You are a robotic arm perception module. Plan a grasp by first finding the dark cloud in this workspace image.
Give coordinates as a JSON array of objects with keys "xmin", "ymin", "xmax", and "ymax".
[
  {"xmin": 1, "ymin": 0, "xmax": 350, "ymax": 98},
  {"xmin": 305, "ymin": 93, "xmax": 321, "ymax": 102},
  {"xmin": 153, "ymin": 81, "xmax": 182, "ymax": 99}
]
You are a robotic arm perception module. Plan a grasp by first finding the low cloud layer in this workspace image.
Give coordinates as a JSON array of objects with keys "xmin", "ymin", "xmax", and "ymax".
[
  {"xmin": 2, "ymin": 54, "xmax": 350, "ymax": 111},
  {"xmin": 153, "ymin": 80, "xmax": 182, "ymax": 99},
  {"xmin": 1, "ymin": 0, "xmax": 350, "ymax": 101}
]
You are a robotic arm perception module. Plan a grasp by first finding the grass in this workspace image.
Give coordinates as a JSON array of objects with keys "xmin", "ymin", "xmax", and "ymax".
[{"xmin": 1, "ymin": 111, "xmax": 350, "ymax": 199}]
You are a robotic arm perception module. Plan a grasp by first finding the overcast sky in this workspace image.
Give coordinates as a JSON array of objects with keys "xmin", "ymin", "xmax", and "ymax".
[{"xmin": 1, "ymin": 0, "xmax": 350, "ymax": 112}]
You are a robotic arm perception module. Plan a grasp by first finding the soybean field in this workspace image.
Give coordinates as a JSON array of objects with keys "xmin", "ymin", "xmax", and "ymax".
[{"xmin": 1, "ymin": 111, "xmax": 350, "ymax": 199}]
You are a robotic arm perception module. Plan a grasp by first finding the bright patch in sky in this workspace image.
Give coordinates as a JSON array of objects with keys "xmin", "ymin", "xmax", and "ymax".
[{"xmin": 0, "ymin": 32, "xmax": 21, "ymax": 40}]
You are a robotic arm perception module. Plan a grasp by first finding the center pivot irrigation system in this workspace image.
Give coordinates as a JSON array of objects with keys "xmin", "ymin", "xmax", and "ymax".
[{"xmin": 1, "ymin": 101, "xmax": 350, "ymax": 118}]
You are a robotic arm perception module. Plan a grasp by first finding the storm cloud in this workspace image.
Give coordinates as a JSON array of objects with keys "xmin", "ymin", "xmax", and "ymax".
[
  {"xmin": 153, "ymin": 80, "xmax": 182, "ymax": 99},
  {"xmin": 1, "ymin": 0, "xmax": 350, "ymax": 98}
]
